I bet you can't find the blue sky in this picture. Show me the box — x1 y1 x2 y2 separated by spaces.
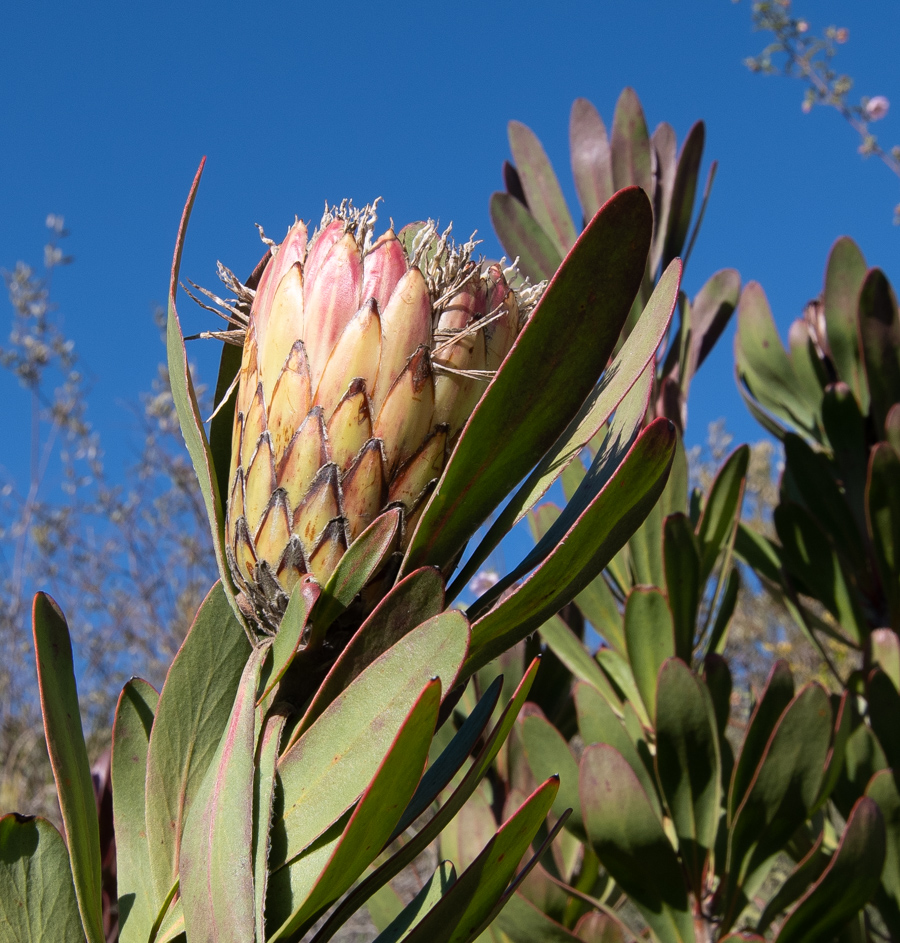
2 0 899 491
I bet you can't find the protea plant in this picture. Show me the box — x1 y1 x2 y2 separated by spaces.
218 202 539 632
3 156 683 943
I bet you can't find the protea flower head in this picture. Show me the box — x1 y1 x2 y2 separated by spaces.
213 201 539 631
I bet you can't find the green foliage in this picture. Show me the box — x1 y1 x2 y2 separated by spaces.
6 125 683 942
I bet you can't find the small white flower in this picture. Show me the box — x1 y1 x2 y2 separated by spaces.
866 96 890 121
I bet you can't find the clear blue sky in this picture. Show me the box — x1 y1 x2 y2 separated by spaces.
2 0 899 489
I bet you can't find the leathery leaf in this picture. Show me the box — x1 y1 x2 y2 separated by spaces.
399 778 561 943
465 418 675 677
372 861 457 943
179 645 266 943
166 158 246 630
308 659 541 943
775 797 885 943
112 679 160 943
450 258 678 598
267 679 441 941
654 659 721 898
624 587 675 725
0 814 84 943
144 581 252 903
581 744 693 943
271 610 468 869
404 187 652 575
32 593 104 943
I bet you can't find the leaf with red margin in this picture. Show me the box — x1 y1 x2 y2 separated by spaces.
112 679 159 943
293 566 445 739
508 121 578 257
405 188 652 576
165 158 247 632
307 658 542 943
32 593 104 943
774 797 885 943
179 646 266 943
266 680 442 940
0 814 84 941
399 778 562 943
464 419 675 678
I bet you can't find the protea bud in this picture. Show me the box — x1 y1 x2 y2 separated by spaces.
220 201 538 631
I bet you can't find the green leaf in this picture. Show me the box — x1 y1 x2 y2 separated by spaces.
294 566 445 739
405 187 653 575
610 88 652 197
373 861 457 943
595 648 652 730
788 322 827 422
774 502 867 646
180 645 266 943
814 691 852 813
0 815 84 943
450 259 678 599
687 267 740 379
823 236 869 412
870 628 900 692
655 659 721 898
539 614 623 711
703 654 732 738
272 611 468 869
723 684 832 931
662 120 704 269
254 709 287 943
821 382 869 538
782 435 868 598
438 785 496 873
859 268 900 435
736 282 818 439
708 567 740 656
313 509 402 638
390 675 502 842
867 669 900 771
465 419 675 677
309 660 541 943
696 445 749 583
112 679 160 943
145 581 252 902
520 714 582 835
400 778 561 943
508 120 578 257
575 577 625 656
268 679 441 941
756 833 828 935
32 592 103 943
663 513 700 660
574 681 661 819
259 577 320 701
209 338 242 516
489 192 562 283
494 891 583 943
624 587 675 725
580 744 692 943
569 98 613 222
775 798 885 943
834 722 887 820
867 444 900 631
865 769 900 937
728 660 795 821
650 122 677 276
166 158 245 631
